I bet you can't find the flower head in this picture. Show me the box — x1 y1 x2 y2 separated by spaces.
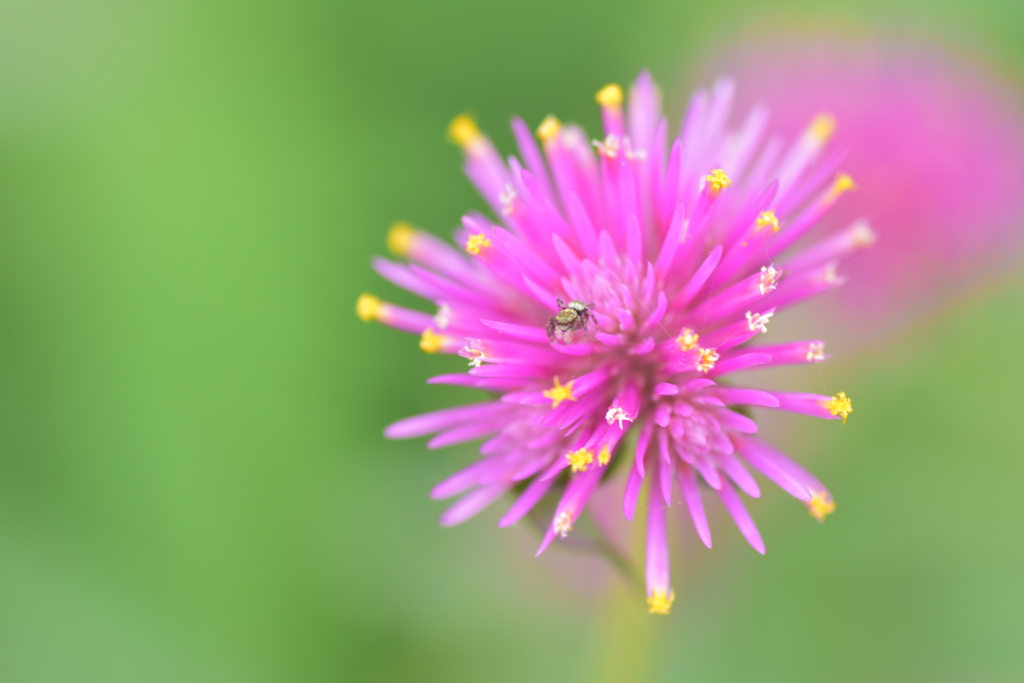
365 72 865 612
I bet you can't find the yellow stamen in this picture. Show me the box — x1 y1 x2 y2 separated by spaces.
447 113 483 149
696 347 719 373
595 83 623 107
566 448 594 473
598 444 611 466
676 328 699 351
807 491 836 522
386 221 416 257
647 589 675 615
828 173 857 200
705 169 732 195
465 233 492 255
536 115 562 142
825 391 853 425
356 293 382 322
809 113 837 143
419 328 446 354
756 210 780 233
543 377 578 409
554 510 574 538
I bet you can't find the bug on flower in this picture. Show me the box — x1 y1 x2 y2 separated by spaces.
547 298 597 343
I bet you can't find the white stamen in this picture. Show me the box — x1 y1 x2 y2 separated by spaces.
759 265 782 295
605 406 635 429
458 339 487 367
554 511 573 538
851 222 877 247
499 183 517 216
561 127 587 150
696 347 719 373
434 305 452 329
592 134 621 158
806 341 826 363
746 310 773 334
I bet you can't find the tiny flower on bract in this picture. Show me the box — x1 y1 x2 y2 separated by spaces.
360 72 864 613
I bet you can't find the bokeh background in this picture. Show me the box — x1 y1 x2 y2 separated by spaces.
1 1 1023 681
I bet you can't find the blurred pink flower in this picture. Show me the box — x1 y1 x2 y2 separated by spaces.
359 73 861 613
717 39 1024 335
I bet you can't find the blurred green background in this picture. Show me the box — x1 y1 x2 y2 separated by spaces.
1 1 1022 681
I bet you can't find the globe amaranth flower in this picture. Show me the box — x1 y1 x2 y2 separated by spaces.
358 72 864 614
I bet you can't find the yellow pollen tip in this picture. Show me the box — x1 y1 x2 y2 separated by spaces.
465 233 492 256
829 173 857 199
809 113 837 142
566 448 594 473
386 221 417 257
537 115 562 142
447 114 483 149
595 83 623 107
826 391 853 425
696 347 719 373
543 377 578 409
756 210 780 233
598 444 611 466
419 328 446 354
677 328 699 351
807 491 836 522
647 589 675 615
705 169 732 194
356 293 382 322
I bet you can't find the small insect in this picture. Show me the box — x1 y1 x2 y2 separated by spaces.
547 299 597 344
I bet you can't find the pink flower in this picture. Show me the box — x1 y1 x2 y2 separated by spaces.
359 73 860 614
715 38 1024 335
